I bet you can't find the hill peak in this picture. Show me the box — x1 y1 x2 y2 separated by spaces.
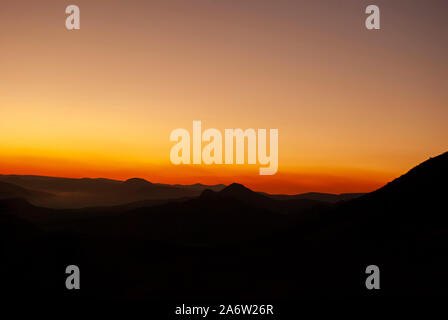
123 178 152 185
199 188 218 199
221 183 254 195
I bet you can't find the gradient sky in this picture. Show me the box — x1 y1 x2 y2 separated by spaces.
1 0 447 194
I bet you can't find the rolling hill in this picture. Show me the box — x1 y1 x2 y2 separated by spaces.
1 151 447 298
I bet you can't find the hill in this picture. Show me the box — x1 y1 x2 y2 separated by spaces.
0 175 226 208
1 152 448 298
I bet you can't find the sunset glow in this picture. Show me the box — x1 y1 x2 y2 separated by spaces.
1 0 447 194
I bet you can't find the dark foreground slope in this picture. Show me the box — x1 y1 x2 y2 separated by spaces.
314 152 448 294
0 184 328 299
1 152 447 299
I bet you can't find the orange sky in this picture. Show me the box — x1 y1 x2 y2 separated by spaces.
1 0 447 194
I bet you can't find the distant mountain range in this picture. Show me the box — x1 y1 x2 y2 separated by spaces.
0 175 225 208
0 174 364 208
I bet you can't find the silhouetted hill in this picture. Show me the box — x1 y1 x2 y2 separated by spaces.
0 175 227 208
0 181 55 205
221 182 256 194
266 192 364 203
172 183 226 192
366 152 448 200
123 177 152 185
118 195 289 245
0 174 362 208
301 152 448 294
2 152 448 298
0 181 328 246
37 183 327 244
215 183 270 203
0 175 121 193
200 183 328 214
337 152 448 221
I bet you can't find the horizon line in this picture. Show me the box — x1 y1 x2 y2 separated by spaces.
0 172 371 196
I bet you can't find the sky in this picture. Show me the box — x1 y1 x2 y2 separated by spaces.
1 0 447 194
